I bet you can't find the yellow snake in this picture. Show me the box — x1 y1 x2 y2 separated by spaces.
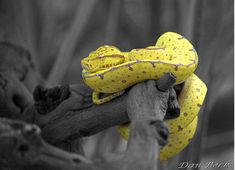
117 73 207 160
81 32 207 160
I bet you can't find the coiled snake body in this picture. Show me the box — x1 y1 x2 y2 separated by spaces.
81 32 207 160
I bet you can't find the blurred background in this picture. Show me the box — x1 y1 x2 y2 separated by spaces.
0 0 233 169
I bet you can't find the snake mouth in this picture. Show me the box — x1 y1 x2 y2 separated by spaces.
82 62 93 71
81 54 125 73
82 62 118 73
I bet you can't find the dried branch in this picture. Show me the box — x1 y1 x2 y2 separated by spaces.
0 42 44 119
0 73 175 170
0 118 92 170
21 74 177 145
29 83 129 144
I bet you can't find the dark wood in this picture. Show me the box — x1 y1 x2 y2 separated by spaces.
165 87 180 119
23 74 176 145
0 118 92 170
0 74 175 170
0 42 43 119
156 73 176 92
30 83 129 144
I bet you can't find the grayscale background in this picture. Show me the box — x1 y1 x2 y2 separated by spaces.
0 0 233 170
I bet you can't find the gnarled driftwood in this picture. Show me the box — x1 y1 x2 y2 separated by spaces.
0 72 176 170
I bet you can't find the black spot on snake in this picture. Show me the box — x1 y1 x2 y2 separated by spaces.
197 104 202 107
175 65 178 71
178 125 183 131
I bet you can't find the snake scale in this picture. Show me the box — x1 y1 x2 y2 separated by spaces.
81 32 207 160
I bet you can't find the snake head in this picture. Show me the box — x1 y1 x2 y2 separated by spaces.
81 45 125 73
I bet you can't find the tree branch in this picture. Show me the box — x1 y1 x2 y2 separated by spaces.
0 73 176 170
22 73 178 145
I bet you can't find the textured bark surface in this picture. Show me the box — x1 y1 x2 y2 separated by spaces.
0 73 176 170
19 73 178 146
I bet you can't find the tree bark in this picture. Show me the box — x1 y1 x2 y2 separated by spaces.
0 73 176 170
